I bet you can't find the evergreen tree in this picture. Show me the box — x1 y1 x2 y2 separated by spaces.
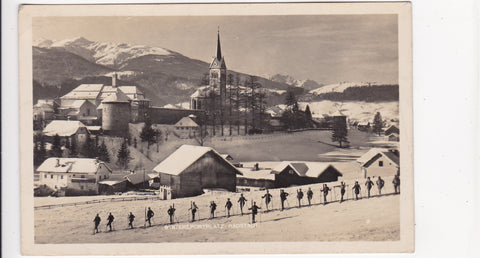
49 134 63 157
331 117 349 148
305 105 312 121
81 136 97 158
97 141 110 163
285 90 297 106
373 112 384 136
116 140 130 169
140 119 156 149
38 135 48 163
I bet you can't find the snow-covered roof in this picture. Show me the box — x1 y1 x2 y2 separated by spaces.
86 126 102 131
102 89 130 103
37 158 111 174
43 120 88 137
237 168 275 180
175 117 199 127
69 99 88 109
356 148 390 164
272 161 342 178
357 148 399 167
98 180 126 186
124 172 152 185
153 145 242 176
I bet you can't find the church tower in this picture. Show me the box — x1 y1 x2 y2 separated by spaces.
209 30 227 101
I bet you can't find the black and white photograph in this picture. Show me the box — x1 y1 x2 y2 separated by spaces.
18 3 413 255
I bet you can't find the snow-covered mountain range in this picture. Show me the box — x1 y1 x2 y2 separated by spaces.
308 82 384 95
34 37 172 68
269 74 322 91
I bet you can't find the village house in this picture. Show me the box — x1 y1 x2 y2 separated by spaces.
152 145 242 198
271 161 343 188
387 133 400 142
174 115 200 139
42 120 90 146
33 99 58 130
236 167 276 189
384 124 400 136
357 148 400 178
37 157 112 196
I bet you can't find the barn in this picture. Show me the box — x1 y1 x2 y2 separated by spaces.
152 145 242 198
357 148 400 178
236 168 276 189
387 133 400 142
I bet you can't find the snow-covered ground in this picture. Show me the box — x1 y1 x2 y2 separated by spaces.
308 82 384 95
35 180 399 243
298 100 399 122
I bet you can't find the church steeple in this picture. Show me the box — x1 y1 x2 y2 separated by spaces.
216 28 222 60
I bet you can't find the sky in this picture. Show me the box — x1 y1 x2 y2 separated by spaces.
33 15 398 84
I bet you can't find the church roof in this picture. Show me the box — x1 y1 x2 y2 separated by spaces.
209 31 226 69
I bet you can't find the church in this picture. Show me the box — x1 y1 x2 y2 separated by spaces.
190 31 228 111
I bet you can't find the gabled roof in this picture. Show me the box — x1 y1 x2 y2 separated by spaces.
153 145 242 176
43 120 88 137
361 151 400 168
37 158 111 174
175 116 199 127
60 84 104 100
356 148 390 164
124 172 152 185
272 161 342 178
272 161 308 176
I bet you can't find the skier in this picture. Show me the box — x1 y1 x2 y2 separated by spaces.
340 182 346 202
106 212 114 232
210 201 217 219
93 214 101 234
353 181 361 200
280 189 289 211
376 176 385 195
321 184 331 204
365 177 374 198
189 201 199 222
225 198 233 217
261 189 273 211
167 205 176 224
306 187 314 206
128 212 135 229
393 174 400 194
238 193 247 215
146 207 154 227
296 189 304 207
248 201 261 223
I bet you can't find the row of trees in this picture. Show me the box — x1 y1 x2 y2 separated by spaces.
200 73 268 136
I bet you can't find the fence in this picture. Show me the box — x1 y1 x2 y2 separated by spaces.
34 195 162 210
208 129 330 142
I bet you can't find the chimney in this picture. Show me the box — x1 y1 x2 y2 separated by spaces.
56 159 60 167
112 73 117 88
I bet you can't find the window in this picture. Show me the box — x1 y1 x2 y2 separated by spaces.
81 175 85 178
60 175 63 179
44 174 47 178
80 186 84 190
51 175 53 179
379 161 384 167
99 176 101 181
104 175 107 179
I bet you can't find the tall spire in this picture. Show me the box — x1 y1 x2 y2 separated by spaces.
216 27 222 60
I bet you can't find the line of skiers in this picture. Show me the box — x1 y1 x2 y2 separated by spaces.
93 175 400 233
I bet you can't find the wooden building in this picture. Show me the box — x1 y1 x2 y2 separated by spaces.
236 168 276 189
385 125 400 136
271 162 342 188
152 145 242 198
387 133 400 142
357 148 400 178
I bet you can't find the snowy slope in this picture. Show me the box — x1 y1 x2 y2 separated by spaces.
34 37 172 67
309 82 381 95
